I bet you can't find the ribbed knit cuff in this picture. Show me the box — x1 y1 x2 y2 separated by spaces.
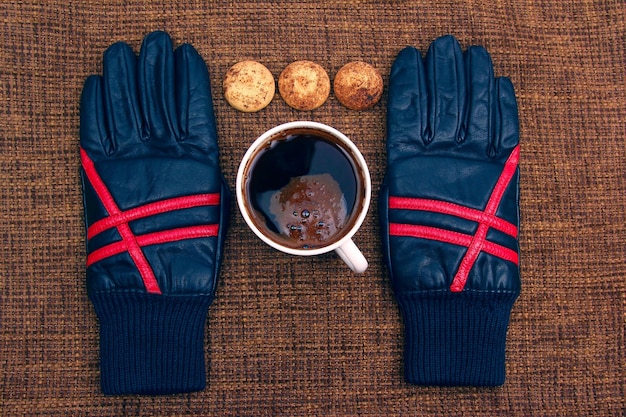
90 292 213 395
395 291 518 386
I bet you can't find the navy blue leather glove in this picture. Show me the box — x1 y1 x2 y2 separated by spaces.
80 31 229 395
380 35 520 386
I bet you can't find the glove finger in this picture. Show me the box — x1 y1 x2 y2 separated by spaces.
80 75 112 157
138 31 180 145
464 45 495 158
386 46 428 164
174 43 219 159
494 76 520 161
102 41 143 154
425 35 466 144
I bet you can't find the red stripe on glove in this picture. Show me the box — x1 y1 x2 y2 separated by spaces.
80 148 220 295
389 145 520 292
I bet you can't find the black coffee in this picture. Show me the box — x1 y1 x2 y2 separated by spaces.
245 130 362 249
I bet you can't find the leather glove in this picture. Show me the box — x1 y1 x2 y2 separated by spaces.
380 35 520 386
80 31 229 395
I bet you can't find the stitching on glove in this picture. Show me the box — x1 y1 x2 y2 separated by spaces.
388 197 517 237
451 146 519 291
87 193 220 239
86 224 219 267
388 145 520 293
388 224 518 265
80 148 221 295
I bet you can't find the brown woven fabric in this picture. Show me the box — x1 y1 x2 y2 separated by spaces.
0 1 624 415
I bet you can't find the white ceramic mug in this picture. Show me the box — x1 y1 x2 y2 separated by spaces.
236 121 371 273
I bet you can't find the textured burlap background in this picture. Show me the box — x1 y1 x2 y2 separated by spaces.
0 1 624 416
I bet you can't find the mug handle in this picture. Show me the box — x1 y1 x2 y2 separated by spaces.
334 239 368 273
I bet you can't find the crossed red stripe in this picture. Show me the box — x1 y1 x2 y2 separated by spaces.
80 148 220 295
389 146 519 292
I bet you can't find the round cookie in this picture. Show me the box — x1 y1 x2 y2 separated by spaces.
278 60 330 111
223 60 275 112
333 61 383 110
